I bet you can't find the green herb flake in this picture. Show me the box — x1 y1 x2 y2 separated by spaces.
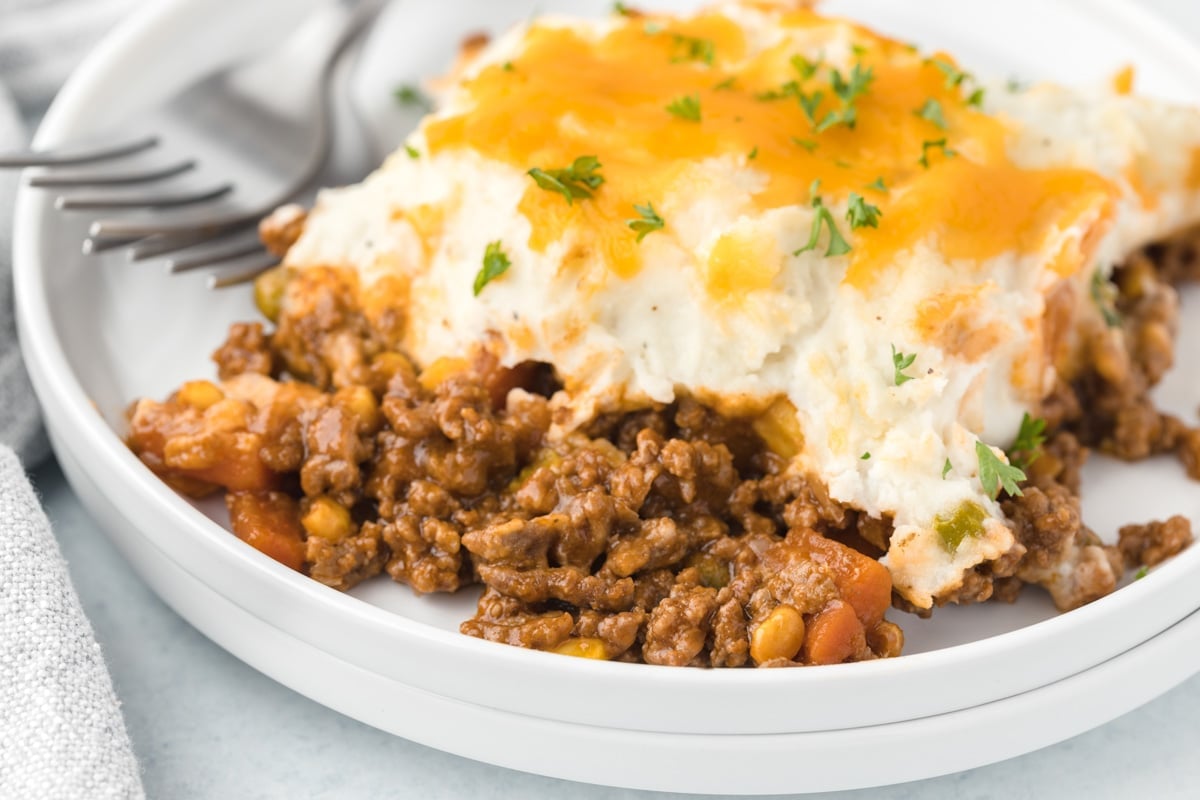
671 34 716 66
404 144 420 159
942 458 953 479
861 452 871 460
748 145 759 160
393 84 431 110
1006 77 1026 93
502 61 515 72
613 1 633 15
1134 565 1150 580
930 58 969 89
918 138 956 168
832 62 875 104
794 184 851 258
1090 268 1122 328
976 441 1026 500
1008 413 1047 471
891 344 917 386
473 241 511 296
792 137 818 152
791 54 822 81
797 90 825 124
915 98 948 130
643 20 664 35
527 156 605 205
627 202 665 243
666 93 702 121
866 177 888 193
966 88 985 108
851 44 869 58
846 192 882 229
713 76 737 91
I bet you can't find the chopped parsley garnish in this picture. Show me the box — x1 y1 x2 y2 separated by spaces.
976 441 1026 500
1134 565 1150 580
473 241 511 296
713 76 737 91
666 93 702 121
613 1 633 15
794 182 851 258
627 202 665 242
748 146 759 160
807 62 874 133
797 90 824 123
502 61 514 72
832 62 875 104
527 156 605 205
915 98 948 130
791 54 822 81
891 345 916 385
866 177 888 193
404 144 420 159
1090 268 1122 328
792 137 818 152
918 138 956 168
942 458 953 479
966 88 986 108
643 20 664 35
846 192 882 229
861 452 871 460
756 81 801 102
671 34 715 65
930 58 969 89
851 44 869 58
393 84 431 109
1008 413 1047 471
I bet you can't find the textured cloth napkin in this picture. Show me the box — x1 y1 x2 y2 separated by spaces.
1 1 144 797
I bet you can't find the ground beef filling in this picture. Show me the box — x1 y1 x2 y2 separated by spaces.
125 229 1198 666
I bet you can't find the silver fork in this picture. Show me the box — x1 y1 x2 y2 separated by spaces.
1 0 388 287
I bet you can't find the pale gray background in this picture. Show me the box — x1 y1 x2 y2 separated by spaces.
28 0 1200 797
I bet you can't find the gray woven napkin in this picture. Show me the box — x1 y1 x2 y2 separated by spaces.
2 1 144 797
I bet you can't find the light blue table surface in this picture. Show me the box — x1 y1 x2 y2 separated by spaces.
37 0 1200 796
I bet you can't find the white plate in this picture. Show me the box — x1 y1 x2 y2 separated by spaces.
13 0 1200 789
47 428 1200 795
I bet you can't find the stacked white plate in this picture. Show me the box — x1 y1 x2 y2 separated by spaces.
14 0 1200 793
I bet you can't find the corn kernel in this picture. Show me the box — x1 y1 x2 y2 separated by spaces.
371 352 417 388
750 604 806 664
418 356 469 391
177 380 224 411
553 637 609 660
752 397 804 460
335 385 381 431
301 496 352 542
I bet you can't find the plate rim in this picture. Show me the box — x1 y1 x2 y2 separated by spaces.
14 0 1200 739
50 425 1200 795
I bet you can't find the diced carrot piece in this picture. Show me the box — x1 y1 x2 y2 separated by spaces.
226 491 307 571
794 529 892 628
804 600 866 666
188 432 278 492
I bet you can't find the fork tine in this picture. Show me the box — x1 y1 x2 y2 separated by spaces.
168 240 265 273
89 209 256 240
55 183 233 211
82 235 143 254
128 231 223 260
0 135 159 168
208 252 280 289
29 160 196 188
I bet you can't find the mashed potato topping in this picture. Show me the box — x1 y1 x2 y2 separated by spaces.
282 2 1200 608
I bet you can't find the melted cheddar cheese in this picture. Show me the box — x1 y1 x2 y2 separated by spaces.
284 2 1200 608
